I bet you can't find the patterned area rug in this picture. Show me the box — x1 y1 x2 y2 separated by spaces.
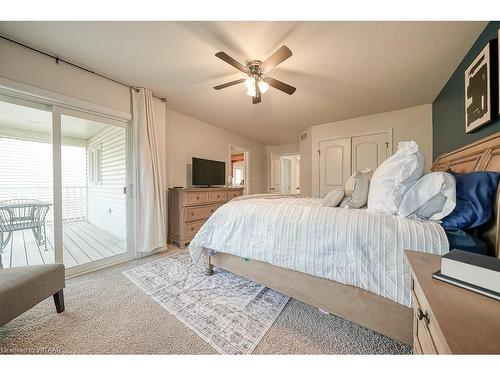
123 252 290 354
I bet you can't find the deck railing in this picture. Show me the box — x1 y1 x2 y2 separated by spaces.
0 186 87 223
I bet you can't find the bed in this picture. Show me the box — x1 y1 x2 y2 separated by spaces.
188 132 500 345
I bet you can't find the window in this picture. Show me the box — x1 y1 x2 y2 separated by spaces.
88 144 102 184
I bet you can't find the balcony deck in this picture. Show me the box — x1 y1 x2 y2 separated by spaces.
0 221 127 269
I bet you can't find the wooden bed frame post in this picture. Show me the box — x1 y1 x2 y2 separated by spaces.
206 256 214 276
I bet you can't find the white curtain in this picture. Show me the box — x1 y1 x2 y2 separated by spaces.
131 88 165 254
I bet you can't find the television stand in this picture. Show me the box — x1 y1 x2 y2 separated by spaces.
167 187 245 248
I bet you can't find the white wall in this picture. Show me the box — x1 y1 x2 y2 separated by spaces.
0 39 130 113
301 104 433 197
165 109 266 194
299 129 313 196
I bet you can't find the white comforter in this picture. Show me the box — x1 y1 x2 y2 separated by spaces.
189 196 449 307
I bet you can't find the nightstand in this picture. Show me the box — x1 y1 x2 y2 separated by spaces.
405 250 500 354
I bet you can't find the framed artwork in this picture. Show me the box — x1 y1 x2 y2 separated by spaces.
465 42 492 133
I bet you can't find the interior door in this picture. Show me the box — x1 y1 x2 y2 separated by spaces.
281 158 292 193
292 156 301 194
351 132 390 172
270 153 281 193
319 137 351 198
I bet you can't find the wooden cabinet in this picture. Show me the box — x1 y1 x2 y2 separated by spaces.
405 250 500 354
168 187 244 248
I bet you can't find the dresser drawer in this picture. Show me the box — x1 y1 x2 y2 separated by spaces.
186 220 205 236
412 298 437 354
412 279 448 354
185 205 218 222
227 190 243 200
209 191 227 203
413 334 423 355
186 191 209 205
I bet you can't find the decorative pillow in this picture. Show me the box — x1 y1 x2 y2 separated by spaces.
441 171 500 230
339 169 373 209
397 172 456 220
322 187 345 207
367 141 424 214
445 228 488 255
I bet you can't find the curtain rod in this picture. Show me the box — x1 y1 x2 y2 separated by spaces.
0 35 167 103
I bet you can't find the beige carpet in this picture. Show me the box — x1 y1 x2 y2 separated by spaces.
0 246 410 354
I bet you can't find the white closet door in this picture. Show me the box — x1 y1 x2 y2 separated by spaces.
351 133 390 172
319 137 351 198
269 153 282 193
292 157 301 194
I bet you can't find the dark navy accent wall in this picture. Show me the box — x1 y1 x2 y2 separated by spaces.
433 22 500 158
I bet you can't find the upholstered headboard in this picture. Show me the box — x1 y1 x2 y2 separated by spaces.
432 131 500 258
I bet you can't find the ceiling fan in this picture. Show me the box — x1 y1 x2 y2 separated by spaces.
213 45 296 104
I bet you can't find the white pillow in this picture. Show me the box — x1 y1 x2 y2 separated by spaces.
397 172 456 221
322 188 345 207
367 141 425 214
339 169 373 209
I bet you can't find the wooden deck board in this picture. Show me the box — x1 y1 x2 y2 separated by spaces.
65 223 121 257
0 221 126 269
75 222 126 254
45 226 78 268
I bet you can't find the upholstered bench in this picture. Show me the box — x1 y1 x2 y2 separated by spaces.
0 264 65 326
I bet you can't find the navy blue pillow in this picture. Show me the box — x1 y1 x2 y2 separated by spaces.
441 171 500 231
445 228 488 255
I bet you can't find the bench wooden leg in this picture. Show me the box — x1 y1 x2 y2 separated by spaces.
53 289 65 313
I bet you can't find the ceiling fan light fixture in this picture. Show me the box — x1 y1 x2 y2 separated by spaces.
214 46 296 104
246 88 256 97
258 80 269 93
245 77 255 89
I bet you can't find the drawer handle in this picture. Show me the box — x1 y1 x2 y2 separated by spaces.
217 195 220 198
417 308 430 325
210 209 214 213
196 196 200 200
191 227 195 231
190 212 194 216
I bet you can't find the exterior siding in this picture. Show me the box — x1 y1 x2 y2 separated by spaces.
86 126 126 241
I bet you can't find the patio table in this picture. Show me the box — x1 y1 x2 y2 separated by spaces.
0 199 51 268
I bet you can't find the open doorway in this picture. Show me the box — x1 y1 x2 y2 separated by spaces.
230 146 249 194
270 154 300 194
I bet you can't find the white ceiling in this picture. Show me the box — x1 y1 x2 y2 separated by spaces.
0 21 487 144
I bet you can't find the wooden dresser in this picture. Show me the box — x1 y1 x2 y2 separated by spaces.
168 187 244 248
405 250 500 354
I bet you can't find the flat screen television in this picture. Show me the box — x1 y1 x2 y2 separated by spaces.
192 157 226 186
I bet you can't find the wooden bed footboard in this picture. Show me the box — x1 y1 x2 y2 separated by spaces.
208 253 413 345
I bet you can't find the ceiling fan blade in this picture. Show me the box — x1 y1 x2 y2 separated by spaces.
260 45 293 72
215 51 247 73
266 77 296 95
213 79 246 90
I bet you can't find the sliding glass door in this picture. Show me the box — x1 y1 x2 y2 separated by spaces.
54 107 132 275
0 95 55 269
0 93 132 274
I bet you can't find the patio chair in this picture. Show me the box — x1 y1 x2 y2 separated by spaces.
0 199 51 258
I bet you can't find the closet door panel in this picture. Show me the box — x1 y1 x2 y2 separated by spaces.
319 138 351 198
352 133 389 172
